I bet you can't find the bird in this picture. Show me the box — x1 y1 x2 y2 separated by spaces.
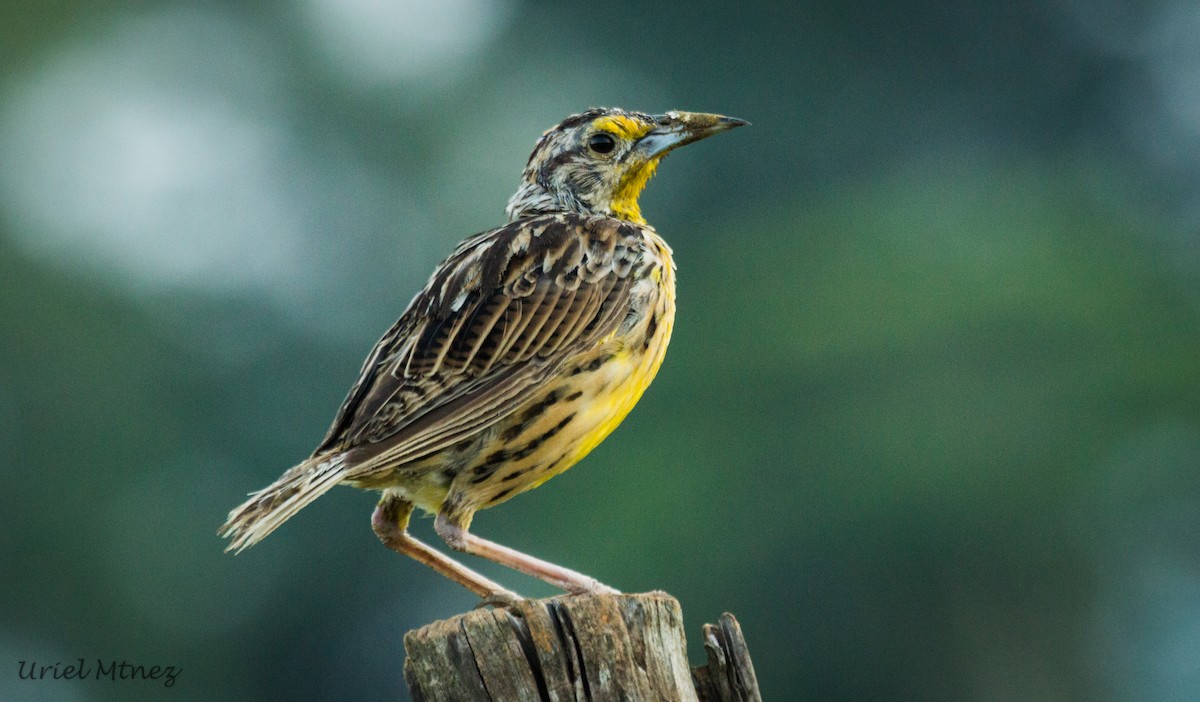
220 107 747 600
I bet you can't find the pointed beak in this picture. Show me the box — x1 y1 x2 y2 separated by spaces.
634 111 749 159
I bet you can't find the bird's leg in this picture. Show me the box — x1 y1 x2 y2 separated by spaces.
434 512 620 595
371 496 520 601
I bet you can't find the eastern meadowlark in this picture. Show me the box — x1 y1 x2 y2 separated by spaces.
220 108 746 599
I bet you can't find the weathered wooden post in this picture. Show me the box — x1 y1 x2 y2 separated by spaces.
403 591 760 701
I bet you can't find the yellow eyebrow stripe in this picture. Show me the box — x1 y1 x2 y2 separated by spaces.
591 115 653 140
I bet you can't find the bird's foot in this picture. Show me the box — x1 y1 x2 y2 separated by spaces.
475 590 525 610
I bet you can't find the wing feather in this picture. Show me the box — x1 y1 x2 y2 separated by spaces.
312 214 652 474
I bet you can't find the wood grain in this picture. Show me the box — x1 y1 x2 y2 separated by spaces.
404 592 760 701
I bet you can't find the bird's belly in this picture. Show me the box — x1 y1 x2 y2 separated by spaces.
363 340 669 515
457 308 674 511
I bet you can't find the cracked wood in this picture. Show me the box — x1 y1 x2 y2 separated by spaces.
403 592 760 702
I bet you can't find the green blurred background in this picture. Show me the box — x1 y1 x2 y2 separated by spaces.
3 0 1199 700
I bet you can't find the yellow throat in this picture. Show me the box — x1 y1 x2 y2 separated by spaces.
611 158 660 224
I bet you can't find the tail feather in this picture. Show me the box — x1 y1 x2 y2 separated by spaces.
220 453 349 553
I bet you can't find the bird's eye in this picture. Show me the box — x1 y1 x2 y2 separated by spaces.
588 133 617 154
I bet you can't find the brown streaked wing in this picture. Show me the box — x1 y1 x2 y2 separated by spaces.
312 214 647 472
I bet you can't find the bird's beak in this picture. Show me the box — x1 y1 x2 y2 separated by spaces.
635 111 749 159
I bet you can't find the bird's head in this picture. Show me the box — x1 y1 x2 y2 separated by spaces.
505 107 747 224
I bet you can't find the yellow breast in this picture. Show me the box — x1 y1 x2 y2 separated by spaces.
468 232 676 508
542 234 675 480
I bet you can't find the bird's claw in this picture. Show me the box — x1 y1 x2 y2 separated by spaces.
475 590 525 610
